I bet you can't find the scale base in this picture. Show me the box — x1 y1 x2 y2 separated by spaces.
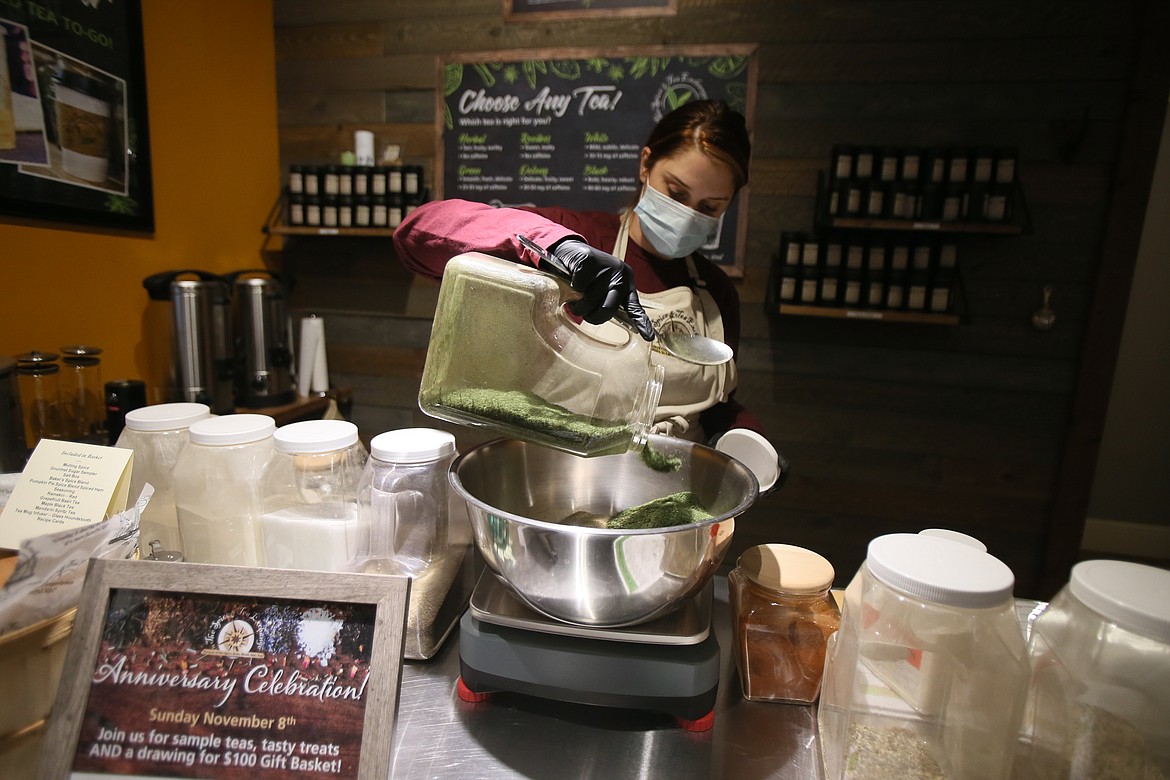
457 610 720 730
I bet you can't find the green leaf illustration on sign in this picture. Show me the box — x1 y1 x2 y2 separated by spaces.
584 58 610 75
708 56 747 79
444 63 464 96
473 62 503 87
626 56 675 79
550 60 582 80
522 60 549 89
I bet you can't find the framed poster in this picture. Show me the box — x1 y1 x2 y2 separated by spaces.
505 0 676 22
437 45 757 275
38 559 409 780
0 0 153 232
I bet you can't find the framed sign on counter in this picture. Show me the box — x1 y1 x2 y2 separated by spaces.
437 45 757 275
0 0 153 232
505 0 676 22
38 559 409 780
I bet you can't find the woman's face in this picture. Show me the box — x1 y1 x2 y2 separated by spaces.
639 145 737 219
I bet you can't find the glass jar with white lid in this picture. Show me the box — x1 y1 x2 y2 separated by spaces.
259 419 367 572
1025 559 1170 779
173 413 275 566
114 401 210 556
819 533 1030 780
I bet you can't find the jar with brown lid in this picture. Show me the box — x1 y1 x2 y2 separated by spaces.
729 543 840 703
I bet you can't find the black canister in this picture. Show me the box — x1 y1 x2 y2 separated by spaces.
0 356 28 471
104 379 146 445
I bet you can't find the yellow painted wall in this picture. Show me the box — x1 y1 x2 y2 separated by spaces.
0 0 280 389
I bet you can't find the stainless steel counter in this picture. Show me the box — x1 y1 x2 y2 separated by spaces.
389 577 825 779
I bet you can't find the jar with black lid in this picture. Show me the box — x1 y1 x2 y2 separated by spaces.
302 165 320 196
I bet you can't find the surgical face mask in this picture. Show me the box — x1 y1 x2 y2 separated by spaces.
633 183 721 258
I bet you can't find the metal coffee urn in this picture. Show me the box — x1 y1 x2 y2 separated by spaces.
142 270 235 414
226 270 296 408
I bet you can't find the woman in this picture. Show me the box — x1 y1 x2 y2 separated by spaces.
394 100 781 488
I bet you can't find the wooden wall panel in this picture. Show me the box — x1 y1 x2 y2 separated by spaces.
271 0 1165 598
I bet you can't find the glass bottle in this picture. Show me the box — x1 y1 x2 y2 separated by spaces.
173 414 275 566
259 419 367 572
729 543 840 703
115 402 210 556
59 344 103 441
15 351 64 448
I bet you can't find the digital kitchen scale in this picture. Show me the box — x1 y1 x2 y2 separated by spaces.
456 572 721 731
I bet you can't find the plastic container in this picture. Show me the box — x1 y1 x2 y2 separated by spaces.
259 419 367 572
15 351 63 449
728 544 839 703
418 253 663 457
351 428 455 576
115 402 211 556
1024 560 1170 779
819 533 1029 780
173 414 275 566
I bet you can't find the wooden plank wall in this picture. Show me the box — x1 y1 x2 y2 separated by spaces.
271 0 1158 598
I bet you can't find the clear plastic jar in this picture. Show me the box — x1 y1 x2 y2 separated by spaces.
173 414 275 566
418 253 663 457
115 402 210 556
729 543 839 703
1025 560 1170 779
819 533 1030 780
259 419 367 572
351 428 456 576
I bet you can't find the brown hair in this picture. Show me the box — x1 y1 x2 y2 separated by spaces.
643 100 751 191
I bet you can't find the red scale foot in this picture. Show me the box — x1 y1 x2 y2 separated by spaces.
456 676 491 703
675 710 715 732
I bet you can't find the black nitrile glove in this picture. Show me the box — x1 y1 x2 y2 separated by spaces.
552 238 656 341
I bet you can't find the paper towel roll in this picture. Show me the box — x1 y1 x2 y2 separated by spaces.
298 316 323 397
355 130 375 166
311 319 330 393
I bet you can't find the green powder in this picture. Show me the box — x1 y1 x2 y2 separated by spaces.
606 491 713 530
437 387 630 453
641 443 682 472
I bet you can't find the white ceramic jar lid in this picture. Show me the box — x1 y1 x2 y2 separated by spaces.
124 402 211 432
1068 559 1170 642
740 543 834 594
866 533 1015 608
189 414 275 446
274 419 359 454
371 428 456 464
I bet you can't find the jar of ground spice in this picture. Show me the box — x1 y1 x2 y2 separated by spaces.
729 543 839 704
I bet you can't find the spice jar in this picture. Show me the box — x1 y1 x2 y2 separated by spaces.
173 413 275 566
1024 560 1170 779
729 544 839 703
819 533 1030 780
115 402 210 556
350 427 455 577
259 419 366 572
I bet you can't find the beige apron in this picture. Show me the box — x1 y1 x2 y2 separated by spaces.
613 212 737 440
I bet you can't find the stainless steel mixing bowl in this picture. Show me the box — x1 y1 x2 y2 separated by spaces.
450 435 758 627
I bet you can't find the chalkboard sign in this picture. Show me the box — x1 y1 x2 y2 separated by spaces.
437 45 757 274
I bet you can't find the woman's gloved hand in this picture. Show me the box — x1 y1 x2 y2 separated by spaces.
552 238 656 341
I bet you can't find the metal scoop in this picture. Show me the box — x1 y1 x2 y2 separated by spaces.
517 235 734 366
